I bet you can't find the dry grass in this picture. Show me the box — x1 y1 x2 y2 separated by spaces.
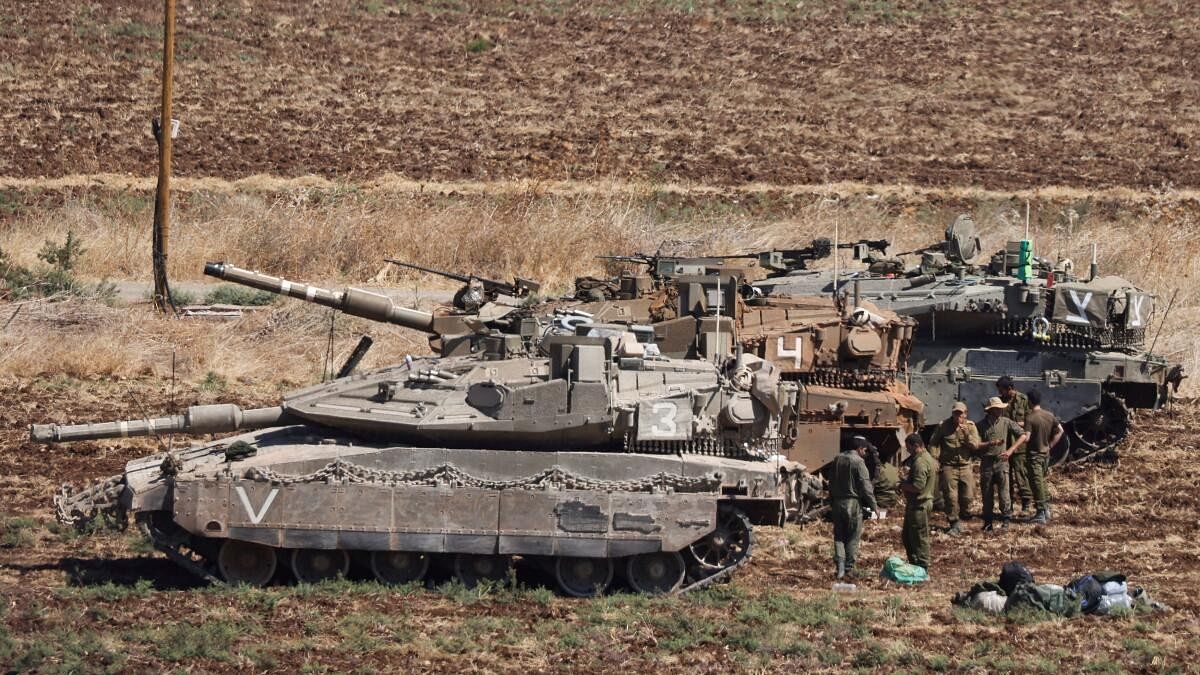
0 297 427 388
1 182 1198 389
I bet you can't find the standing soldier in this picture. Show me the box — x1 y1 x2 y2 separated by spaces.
997 376 1033 518
976 397 1030 530
900 433 936 571
1023 389 1064 524
928 401 983 536
827 436 878 579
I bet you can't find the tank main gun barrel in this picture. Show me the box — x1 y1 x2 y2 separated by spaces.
204 262 435 332
30 404 290 443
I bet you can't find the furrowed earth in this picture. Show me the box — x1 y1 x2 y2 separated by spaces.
3 0 1200 672
1 378 1198 672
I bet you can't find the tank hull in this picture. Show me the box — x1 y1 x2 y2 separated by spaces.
112 426 786 594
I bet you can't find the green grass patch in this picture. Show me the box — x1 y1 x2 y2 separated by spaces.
58 578 154 602
137 618 252 663
109 20 157 39
3 628 126 674
203 284 277 306
466 37 493 53
1 517 37 548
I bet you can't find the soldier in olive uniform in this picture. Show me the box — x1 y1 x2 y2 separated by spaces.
872 445 900 518
928 401 983 536
1024 389 1064 524
900 433 936 570
997 376 1033 517
976 396 1030 530
827 436 877 579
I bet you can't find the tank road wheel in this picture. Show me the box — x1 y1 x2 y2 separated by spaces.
554 557 614 598
688 507 753 573
453 554 513 588
370 551 430 585
1067 394 1130 459
625 552 686 595
1048 432 1071 468
217 540 277 587
290 549 350 583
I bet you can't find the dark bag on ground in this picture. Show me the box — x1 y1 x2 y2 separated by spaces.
999 561 1034 595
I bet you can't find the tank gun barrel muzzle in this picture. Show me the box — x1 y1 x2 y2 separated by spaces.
30 404 289 443
203 262 435 332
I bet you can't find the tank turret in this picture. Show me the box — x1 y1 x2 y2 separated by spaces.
749 214 1184 462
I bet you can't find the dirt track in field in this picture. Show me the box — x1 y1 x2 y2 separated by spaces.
1 1 1197 189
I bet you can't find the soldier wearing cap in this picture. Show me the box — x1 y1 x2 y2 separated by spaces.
996 375 1033 517
975 396 1030 530
827 436 877 579
928 400 983 536
900 433 936 570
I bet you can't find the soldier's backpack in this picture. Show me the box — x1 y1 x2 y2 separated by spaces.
1003 583 1081 618
999 561 1034 594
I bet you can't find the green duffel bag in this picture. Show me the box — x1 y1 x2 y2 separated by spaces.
880 555 929 584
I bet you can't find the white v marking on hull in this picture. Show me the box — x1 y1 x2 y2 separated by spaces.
235 486 279 524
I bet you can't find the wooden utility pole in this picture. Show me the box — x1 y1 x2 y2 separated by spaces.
151 0 176 312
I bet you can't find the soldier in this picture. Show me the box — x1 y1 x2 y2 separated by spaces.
975 397 1030 530
827 436 878 579
928 401 983 536
996 376 1033 517
900 433 936 571
872 445 900 519
1024 389 1064 524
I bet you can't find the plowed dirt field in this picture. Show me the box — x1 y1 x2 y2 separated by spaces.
2 378 1198 672
1 0 1197 189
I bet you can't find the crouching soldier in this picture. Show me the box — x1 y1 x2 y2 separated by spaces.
828 436 878 579
872 444 900 519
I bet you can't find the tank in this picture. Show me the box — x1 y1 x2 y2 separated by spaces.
753 215 1185 463
39 330 813 596
205 262 923 509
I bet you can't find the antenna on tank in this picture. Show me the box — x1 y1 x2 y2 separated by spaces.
1024 200 1031 240
1090 243 1099 281
1148 288 1179 357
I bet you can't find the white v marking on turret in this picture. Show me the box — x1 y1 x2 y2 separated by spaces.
234 486 279 524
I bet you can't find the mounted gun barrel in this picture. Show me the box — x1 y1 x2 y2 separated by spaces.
384 259 540 299
204 262 436 332
30 404 289 443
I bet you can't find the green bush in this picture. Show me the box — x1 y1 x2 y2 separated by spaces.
203 284 277 306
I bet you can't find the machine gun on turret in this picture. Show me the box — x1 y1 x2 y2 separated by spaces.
754 238 891 274
384 259 540 312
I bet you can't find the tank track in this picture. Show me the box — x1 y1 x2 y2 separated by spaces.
679 532 753 594
54 474 126 529
141 524 751 595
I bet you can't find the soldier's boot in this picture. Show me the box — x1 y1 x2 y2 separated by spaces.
946 522 965 536
981 520 994 532
836 559 846 580
1030 510 1049 525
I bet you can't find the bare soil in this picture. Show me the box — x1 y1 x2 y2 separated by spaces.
1 378 1198 672
0 1 1197 189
